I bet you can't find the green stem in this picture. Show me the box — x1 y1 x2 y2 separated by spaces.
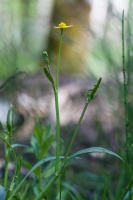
56 29 63 90
54 90 61 172
63 77 102 165
122 11 130 161
63 102 88 165
126 0 132 90
55 29 63 172
4 145 10 188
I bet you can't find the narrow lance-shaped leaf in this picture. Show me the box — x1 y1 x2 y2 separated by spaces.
43 68 54 85
6 104 13 133
86 78 102 103
11 144 29 148
43 68 56 91
67 147 125 163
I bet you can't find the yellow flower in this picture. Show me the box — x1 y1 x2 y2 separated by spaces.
54 22 73 29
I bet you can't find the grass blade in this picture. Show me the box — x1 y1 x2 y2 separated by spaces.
67 147 125 163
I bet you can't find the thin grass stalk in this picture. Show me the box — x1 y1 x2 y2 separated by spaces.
126 0 132 88
62 78 102 166
55 29 63 172
56 29 63 90
62 102 88 165
122 10 130 162
4 142 10 188
54 91 60 172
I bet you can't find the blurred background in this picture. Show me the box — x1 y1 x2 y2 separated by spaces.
0 0 130 142
0 0 133 198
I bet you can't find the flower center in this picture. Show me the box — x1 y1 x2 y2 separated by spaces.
58 22 66 28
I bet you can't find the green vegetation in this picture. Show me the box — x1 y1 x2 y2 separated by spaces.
0 0 44 78
0 4 133 200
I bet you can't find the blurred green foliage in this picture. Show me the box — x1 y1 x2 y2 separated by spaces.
0 0 48 78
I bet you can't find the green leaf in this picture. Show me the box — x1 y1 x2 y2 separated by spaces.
33 124 54 159
6 104 13 132
11 144 29 148
0 135 17 161
43 68 54 85
67 147 124 163
86 78 102 103
39 135 54 159
0 121 5 132
33 123 45 145
42 162 55 179
30 134 40 157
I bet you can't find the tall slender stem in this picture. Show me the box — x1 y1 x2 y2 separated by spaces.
4 144 10 188
63 102 88 165
63 77 102 165
54 90 61 172
56 29 63 90
122 11 130 161
55 29 63 172
126 0 132 89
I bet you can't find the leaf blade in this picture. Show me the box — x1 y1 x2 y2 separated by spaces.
67 147 125 163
